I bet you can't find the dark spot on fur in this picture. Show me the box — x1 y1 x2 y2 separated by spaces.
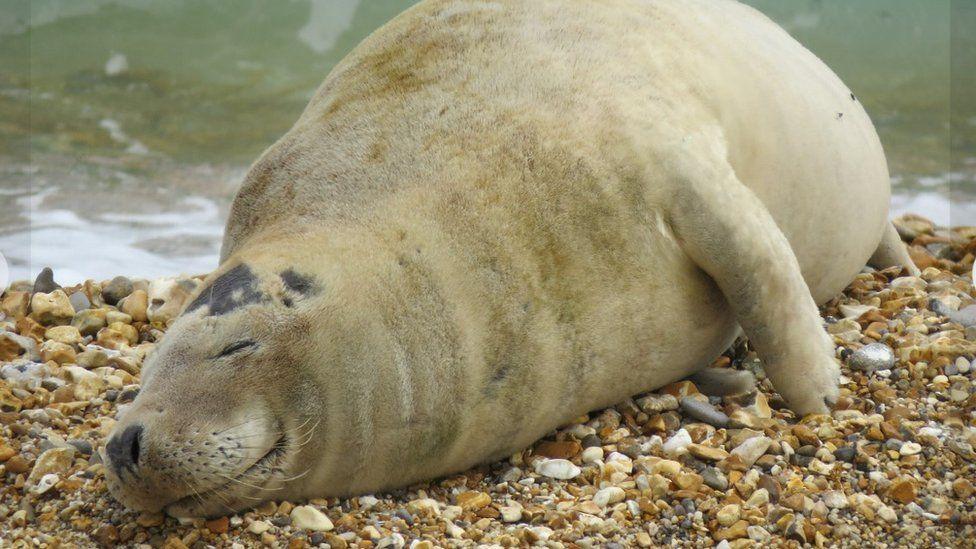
185 264 265 316
850 92 857 101
280 269 320 297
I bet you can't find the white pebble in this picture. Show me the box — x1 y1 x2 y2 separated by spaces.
662 428 692 456
593 486 626 508
290 505 334 532
900 442 922 456
581 446 604 464
534 458 581 480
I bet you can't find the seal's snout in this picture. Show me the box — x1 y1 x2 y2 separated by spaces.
105 424 144 477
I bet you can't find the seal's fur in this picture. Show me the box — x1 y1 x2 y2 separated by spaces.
105 0 915 516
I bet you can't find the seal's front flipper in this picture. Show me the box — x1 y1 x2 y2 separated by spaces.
869 221 920 276
666 149 839 416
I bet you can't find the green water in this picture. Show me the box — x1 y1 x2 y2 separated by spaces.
0 0 973 282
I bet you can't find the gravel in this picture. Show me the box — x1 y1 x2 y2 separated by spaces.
0 214 973 547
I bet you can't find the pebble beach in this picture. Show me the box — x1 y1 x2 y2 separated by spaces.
0 214 973 548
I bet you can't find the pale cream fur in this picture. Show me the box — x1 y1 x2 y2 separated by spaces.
105 0 915 516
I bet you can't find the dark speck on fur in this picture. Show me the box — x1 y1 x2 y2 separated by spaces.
280 269 320 297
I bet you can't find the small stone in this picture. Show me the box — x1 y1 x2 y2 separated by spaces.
93 524 120 546
674 471 703 491
635 393 678 413
899 442 922 456
534 458 581 480
714 520 749 541
72 309 107 336
535 440 581 459
27 447 75 484
499 504 522 522
40 340 76 364
702 467 728 491
44 325 82 346
1 291 30 318
730 436 771 467
792 425 820 446
849 343 895 373
716 504 741 526
679 397 729 427
32 267 60 294
290 505 333 531
833 445 856 462
663 428 693 456
456 490 491 511
30 290 75 325
593 486 626 508
947 479 973 501
745 488 770 508
878 505 898 522
581 446 604 464
248 520 272 534
823 491 849 509
406 498 440 517
102 276 134 306
890 478 917 504
68 290 91 312
119 290 149 322
205 516 229 534
32 473 59 495
687 443 729 461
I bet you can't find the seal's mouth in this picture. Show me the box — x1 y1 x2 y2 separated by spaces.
165 432 290 516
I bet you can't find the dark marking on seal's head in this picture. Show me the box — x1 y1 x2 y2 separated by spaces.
280 269 320 297
185 264 266 316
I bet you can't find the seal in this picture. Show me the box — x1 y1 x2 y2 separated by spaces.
104 0 917 516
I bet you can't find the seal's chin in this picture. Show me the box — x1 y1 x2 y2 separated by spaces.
164 433 291 519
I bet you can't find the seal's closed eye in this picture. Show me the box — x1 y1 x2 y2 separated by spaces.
215 340 258 358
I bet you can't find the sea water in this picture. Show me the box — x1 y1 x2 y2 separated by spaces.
1 0 973 283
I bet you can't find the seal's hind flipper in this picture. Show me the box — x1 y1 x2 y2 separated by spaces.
869 221 920 276
689 368 755 397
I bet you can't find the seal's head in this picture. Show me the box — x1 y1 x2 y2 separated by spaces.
103 261 324 517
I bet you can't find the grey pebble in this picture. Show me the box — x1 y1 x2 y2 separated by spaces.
848 343 895 373
68 439 93 456
102 276 134 306
69 291 91 312
678 397 729 427
32 267 60 294
701 467 728 491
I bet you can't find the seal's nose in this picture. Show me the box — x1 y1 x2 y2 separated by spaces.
106 424 144 475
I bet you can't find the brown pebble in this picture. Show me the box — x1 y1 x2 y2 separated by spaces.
889 478 917 504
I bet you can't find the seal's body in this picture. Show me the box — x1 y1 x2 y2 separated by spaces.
105 0 915 516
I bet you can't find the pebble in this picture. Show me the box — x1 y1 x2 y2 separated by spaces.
580 446 603 464
32 267 60 294
534 458 581 480
730 435 771 467
701 467 728 491
289 506 333 532
102 276 134 306
899 442 922 456
593 486 626 508
678 397 729 427
662 428 692 456
1 216 974 547
849 343 896 373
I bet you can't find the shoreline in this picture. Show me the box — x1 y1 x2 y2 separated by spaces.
0 213 973 547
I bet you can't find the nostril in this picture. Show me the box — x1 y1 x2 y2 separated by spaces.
107 424 144 475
